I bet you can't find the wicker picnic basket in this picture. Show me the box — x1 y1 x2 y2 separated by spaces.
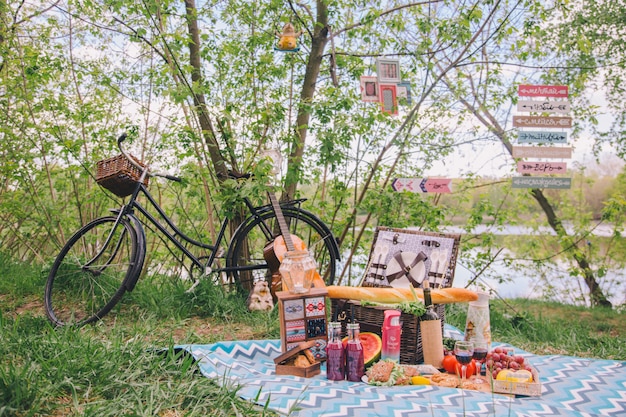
330 227 461 364
96 154 148 197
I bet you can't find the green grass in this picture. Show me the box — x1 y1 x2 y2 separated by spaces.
0 255 280 417
1 254 624 416
445 299 625 360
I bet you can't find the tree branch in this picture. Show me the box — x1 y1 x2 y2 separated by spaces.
332 0 444 37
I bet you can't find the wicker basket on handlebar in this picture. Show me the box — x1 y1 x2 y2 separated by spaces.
96 154 148 197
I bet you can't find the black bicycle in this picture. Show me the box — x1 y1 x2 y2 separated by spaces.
44 134 340 327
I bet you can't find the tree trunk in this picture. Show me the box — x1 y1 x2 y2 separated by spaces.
282 1 329 202
184 0 228 180
184 0 253 292
530 189 612 307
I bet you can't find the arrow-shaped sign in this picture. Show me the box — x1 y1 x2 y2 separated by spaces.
512 116 572 128
391 178 413 192
391 178 452 193
518 131 568 144
518 85 569 98
517 100 570 114
517 161 568 174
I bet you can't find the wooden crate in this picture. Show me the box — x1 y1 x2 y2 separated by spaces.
274 340 321 378
492 367 542 397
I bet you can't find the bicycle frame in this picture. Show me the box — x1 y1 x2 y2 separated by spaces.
114 177 305 286
97 134 338 291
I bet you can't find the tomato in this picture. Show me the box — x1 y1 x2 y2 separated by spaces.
454 360 477 377
442 355 477 376
442 354 458 374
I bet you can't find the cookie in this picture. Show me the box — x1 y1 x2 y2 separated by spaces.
431 373 459 388
460 382 480 390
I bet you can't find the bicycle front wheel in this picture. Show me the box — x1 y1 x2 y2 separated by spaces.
44 216 140 327
227 207 339 290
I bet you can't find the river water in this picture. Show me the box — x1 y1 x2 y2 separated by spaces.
452 255 625 307
341 225 626 307
439 225 625 307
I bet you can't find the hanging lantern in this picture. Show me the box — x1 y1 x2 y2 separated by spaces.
275 22 302 52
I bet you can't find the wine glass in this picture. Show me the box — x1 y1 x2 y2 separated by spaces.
471 340 488 383
454 341 474 383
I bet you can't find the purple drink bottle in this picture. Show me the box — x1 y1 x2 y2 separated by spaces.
345 323 364 382
326 322 345 380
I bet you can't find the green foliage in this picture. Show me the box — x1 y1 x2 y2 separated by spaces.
361 188 447 231
1 0 625 306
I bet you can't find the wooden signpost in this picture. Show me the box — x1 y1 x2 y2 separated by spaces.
516 100 570 114
512 177 572 189
518 85 569 98
517 161 567 174
391 178 452 194
512 146 572 159
512 84 572 190
518 131 568 144
513 116 572 129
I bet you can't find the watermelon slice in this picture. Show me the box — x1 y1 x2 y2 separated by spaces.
342 332 382 367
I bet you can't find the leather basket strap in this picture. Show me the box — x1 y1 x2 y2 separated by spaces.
386 251 428 287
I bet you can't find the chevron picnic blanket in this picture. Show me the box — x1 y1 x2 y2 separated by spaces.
178 326 626 416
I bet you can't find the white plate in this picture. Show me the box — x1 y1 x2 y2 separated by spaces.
386 253 426 288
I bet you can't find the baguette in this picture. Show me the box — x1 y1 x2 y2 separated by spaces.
326 285 478 304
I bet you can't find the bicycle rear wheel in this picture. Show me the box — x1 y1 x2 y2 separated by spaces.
227 207 339 291
44 216 140 327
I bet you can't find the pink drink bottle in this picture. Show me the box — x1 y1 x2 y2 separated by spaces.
382 310 402 362
325 322 345 380
345 323 365 382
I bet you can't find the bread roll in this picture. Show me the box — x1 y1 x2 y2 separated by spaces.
326 285 478 304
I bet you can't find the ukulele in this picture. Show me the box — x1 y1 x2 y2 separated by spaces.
263 191 324 298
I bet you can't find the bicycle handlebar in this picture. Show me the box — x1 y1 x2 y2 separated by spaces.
117 133 182 183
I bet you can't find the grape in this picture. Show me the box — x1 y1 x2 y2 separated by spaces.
509 361 520 370
494 347 503 354
492 370 499 379
514 355 525 364
491 353 501 362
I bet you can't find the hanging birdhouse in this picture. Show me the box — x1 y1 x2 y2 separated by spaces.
275 22 302 52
